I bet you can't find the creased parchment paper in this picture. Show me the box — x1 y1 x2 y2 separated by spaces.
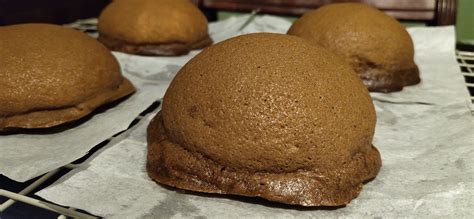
36 16 473 218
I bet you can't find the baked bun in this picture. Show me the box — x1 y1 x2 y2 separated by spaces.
147 33 381 206
288 3 420 92
0 23 135 131
98 0 212 56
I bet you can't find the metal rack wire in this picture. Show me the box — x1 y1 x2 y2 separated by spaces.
0 164 97 218
0 101 161 218
456 49 474 112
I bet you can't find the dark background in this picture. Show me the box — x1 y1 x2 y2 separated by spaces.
0 0 111 25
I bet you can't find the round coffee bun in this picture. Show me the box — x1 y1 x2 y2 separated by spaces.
288 3 420 92
147 33 381 206
0 23 135 131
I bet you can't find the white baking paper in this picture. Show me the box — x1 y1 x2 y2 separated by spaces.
36 16 473 218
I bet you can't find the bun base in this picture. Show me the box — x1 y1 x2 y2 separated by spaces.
353 58 421 92
98 34 213 56
0 78 135 131
146 112 382 206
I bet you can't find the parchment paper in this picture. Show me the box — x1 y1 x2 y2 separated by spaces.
36 16 473 218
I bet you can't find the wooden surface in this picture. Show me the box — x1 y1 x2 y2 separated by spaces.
201 0 457 25
435 0 457 25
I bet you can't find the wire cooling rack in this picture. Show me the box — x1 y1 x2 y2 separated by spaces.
0 101 161 218
456 49 474 107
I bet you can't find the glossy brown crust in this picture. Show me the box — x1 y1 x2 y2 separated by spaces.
287 3 420 92
98 33 213 56
147 113 381 206
0 23 135 131
147 33 382 206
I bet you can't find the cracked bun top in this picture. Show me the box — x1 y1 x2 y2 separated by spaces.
0 23 135 131
162 33 376 172
98 0 209 45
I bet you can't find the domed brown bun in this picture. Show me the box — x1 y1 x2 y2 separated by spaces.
147 33 381 206
287 3 420 92
0 24 135 131
98 0 212 56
